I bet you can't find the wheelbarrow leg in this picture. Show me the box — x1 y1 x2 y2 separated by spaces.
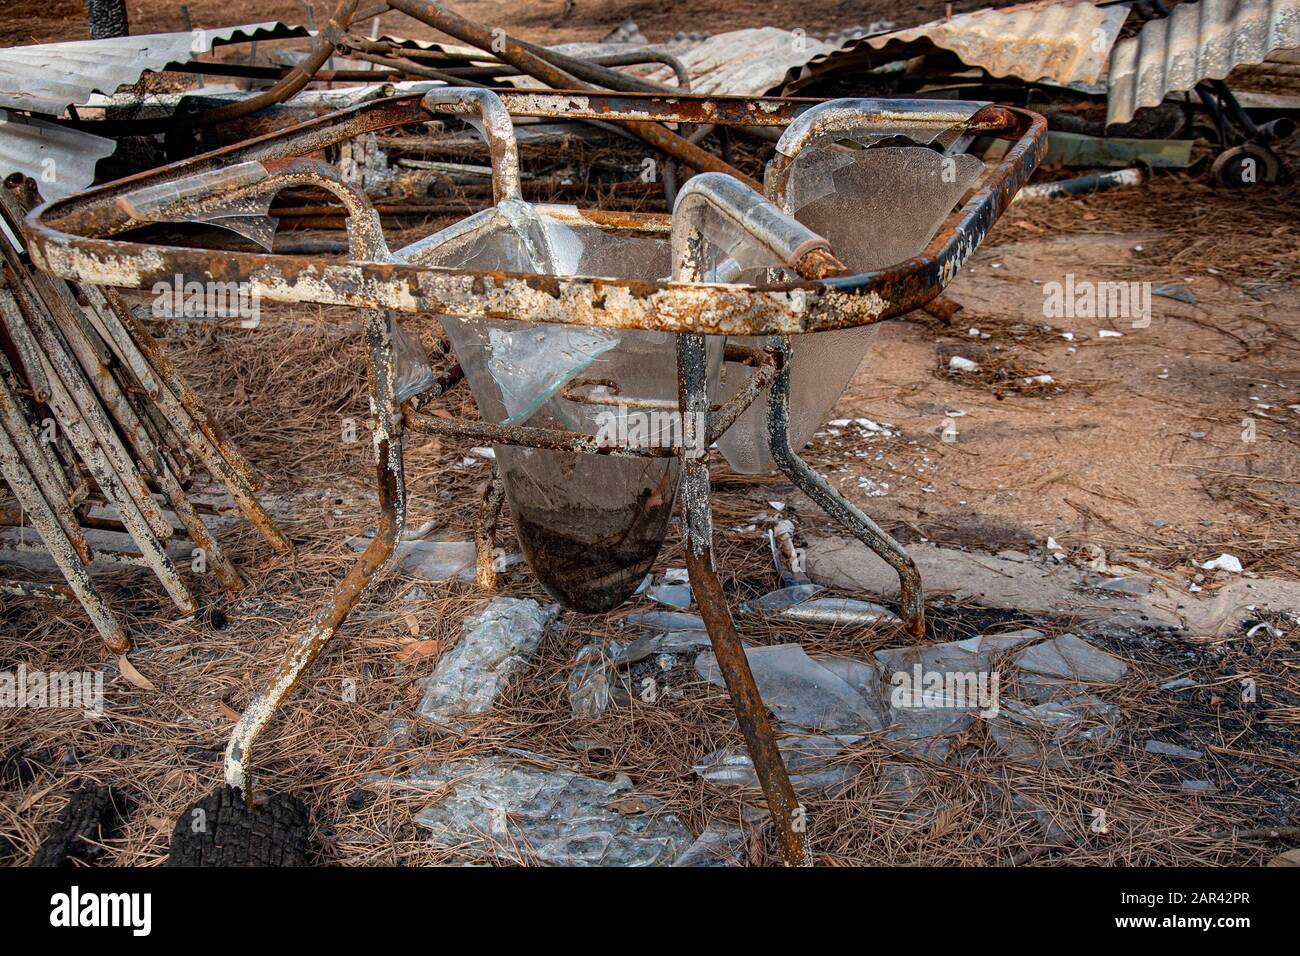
474 460 504 592
765 336 925 640
678 332 810 867
224 309 407 798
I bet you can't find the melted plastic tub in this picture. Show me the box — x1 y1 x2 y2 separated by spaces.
399 201 718 612
714 110 985 473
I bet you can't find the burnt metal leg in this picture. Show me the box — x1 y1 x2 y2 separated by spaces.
678 332 809 867
224 309 406 797
474 460 504 591
765 336 925 639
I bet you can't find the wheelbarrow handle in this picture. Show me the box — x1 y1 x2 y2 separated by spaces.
421 88 522 206
671 172 845 282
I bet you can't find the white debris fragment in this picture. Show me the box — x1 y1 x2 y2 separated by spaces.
857 477 890 497
470 446 496 459
1098 329 1123 338
948 356 979 372
1200 553 1243 574
1022 374 1054 386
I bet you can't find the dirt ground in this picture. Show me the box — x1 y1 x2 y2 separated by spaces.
1 2 1298 867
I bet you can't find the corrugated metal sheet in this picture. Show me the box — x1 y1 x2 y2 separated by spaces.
1107 0 1300 125
636 27 836 95
0 22 309 117
1227 46 1300 91
784 1 1129 93
0 111 115 246
371 26 834 96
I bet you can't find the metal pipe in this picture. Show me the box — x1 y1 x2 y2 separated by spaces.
0 415 128 652
3 173 273 509
384 0 758 187
185 0 360 129
677 331 809 866
222 173 402 795
475 461 504 591
80 284 293 554
1014 168 1142 201
0 347 90 562
4 265 197 615
585 49 691 91
420 89 522 205
671 172 839 283
0 186 242 593
766 98 1012 201
765 337 925 639
225 309 405 797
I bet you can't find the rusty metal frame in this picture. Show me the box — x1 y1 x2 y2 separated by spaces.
24 94 1045 337
20 90 1042 864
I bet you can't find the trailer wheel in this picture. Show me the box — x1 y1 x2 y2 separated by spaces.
166 786 310 866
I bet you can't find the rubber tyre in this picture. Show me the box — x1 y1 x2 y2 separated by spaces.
166 786 310 866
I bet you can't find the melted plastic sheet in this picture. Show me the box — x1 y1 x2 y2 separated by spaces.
122 161 282 250
712 109 985 474
396 203 706 613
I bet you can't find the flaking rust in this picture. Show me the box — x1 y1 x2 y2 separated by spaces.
21 87 1041 865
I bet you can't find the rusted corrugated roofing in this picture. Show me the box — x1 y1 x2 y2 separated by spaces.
0 22 309 117
784 1 1130 93
1106 0 1300 125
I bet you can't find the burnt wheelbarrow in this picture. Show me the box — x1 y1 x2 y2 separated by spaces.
26 88 1044 865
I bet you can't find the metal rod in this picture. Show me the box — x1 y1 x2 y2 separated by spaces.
420 89 521 205
223 155 404 798
677 331 809 866
0 347 90 562
0 416 128 652
11 247 243 594
4 174 272 520
765 337 925 639
225 308 405 798
185 0 361 129
83 285 290 553
384 1 759 188
475 460 503 591
1 265 196 614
